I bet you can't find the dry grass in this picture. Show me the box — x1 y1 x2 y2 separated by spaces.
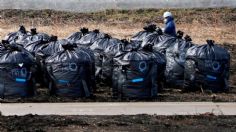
0 8 235 44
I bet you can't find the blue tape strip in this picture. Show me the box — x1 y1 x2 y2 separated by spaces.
15 78 26 83
206 75 217 80
58 80 69 84
131 78 144 83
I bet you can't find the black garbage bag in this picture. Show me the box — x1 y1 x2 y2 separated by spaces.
165 35 194 87
142 30 184 54
131 24 157 43
39 38 95 66
6 27 51 48
112 48 159 99
25 35 57 56
121 39 141 51
38 38 67 58
45 42 95 97
77 29 105 47
90 34 121 51
23 34 57 87
5 25 29 45
0 40 9 57
142 44 167 90
0 44 37 98
38 38 93 88
39 38 95 67
67 27 89 44
36 38 74 87
141 28 170 50
26 28 51 44
96 39 141 85
184 40 230 92
90 34 123 83
23 28 53 54
77 47 96 92
97 40 124 85
73 46 96 92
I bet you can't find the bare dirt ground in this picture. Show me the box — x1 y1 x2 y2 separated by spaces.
0 114 236 132
0 8 236 131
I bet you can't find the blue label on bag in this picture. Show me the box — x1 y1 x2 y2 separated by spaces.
58 80 69 84
15 78 27 83
131 78 144 83
58 63 78 72
206 75 217 80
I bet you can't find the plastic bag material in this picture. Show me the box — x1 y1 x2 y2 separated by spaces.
0 44 37 98
125 40 166 84
90 34 121 51
165 35 194 87
141 43 167 91
142 30 182 54
184 40 230 92
6 27 51 50
131 24 157 43
39 39 96 90
67 27 89 44
141 32 172 53
23 35 57 87
26 28 51 44
101 41 124 83
0 40 9 57
5 25 29 45
75 47 96 92
99 39 141 85
151 49 167 90
38 39 67 58
77 29 105 48
123 39 141 51
112 49 159 99
45 42 95 97
23 29 52 54
37 39 76 87
90 34 123 83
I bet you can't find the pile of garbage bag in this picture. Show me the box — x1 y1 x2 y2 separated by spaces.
0 25 231 99
112 44 160 99
45 41 95 97
165 34 194 87
0 43 37 98
184 40 230 92
90 34 123 84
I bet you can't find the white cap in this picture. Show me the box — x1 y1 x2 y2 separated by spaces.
163 11 173 18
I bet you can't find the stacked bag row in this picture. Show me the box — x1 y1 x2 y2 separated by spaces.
0 24 231 99
0 26 95 98
130 24 230 92
184 40 230 92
